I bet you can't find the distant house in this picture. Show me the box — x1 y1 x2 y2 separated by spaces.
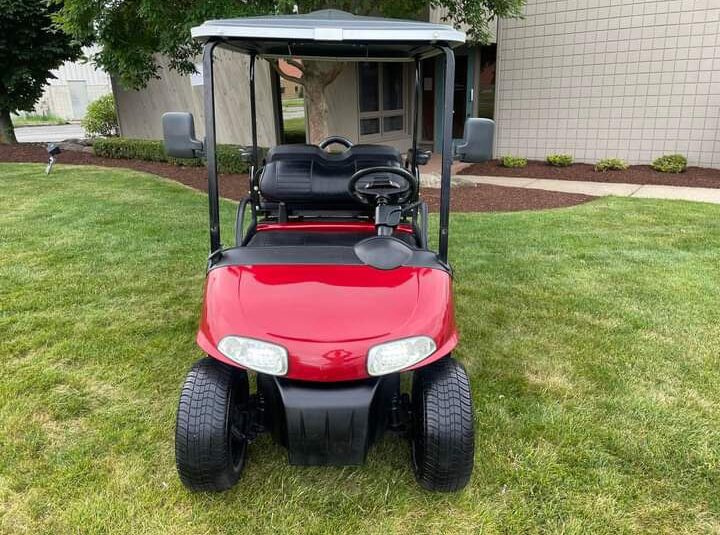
31 47 112 121
279 60 303 98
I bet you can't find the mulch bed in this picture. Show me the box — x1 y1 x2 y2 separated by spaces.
459 159 720 189
0 143 593 213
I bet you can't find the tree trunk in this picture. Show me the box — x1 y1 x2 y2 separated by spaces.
0 108 17 144
302 61 344 144
304 79 330 143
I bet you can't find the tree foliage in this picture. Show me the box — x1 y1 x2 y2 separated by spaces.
58 0 525 90
0 0 81 143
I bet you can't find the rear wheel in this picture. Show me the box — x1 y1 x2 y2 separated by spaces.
411 356 474 491
175 357 249 491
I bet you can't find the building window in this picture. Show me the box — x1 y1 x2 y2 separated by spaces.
358 63 405 138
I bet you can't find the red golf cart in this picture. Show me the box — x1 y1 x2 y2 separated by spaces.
164 9 486 493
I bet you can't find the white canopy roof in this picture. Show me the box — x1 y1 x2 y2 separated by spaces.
191 10 465 60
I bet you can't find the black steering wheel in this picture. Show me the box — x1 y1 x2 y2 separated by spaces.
318 135 354 151
348 166 418 205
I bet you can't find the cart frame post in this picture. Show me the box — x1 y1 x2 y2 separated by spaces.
438 46 455 263
203 40 221 254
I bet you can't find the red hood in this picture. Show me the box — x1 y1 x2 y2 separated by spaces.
197 264 457 381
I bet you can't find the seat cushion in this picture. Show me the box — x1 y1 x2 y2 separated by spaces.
260 144 403 205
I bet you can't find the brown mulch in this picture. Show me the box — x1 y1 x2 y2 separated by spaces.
459 159 720 189
0 143 593 212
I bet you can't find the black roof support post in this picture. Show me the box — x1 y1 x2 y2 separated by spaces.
269 63 284 144
438 45 455 263
203 40 222 255
411 58 421 176
249 53 261 210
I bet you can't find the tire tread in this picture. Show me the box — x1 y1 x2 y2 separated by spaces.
412 356 474 492
175 357 248 492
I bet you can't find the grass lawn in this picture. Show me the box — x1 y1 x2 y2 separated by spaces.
283 116 306 144
11 113 67 127
2 163 720 534
282 98 304 108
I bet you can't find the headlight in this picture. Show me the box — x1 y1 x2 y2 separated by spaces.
217 336 288 376
367 336 436 376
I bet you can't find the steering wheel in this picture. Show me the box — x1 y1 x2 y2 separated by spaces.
318 135 354 151
348 166 418 205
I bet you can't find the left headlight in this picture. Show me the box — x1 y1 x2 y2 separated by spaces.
367 336 437 376
217 336 288 376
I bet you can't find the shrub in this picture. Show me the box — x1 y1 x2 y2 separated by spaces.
501 155 528 168
595 158 629 172
82 94 118 137
546 153 573 167
93 137 254 174
652 154 687 173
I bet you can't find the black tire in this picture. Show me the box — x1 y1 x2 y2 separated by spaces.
175 357 249 492
411 356 474 492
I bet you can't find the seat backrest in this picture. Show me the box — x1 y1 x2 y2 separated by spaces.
260 144 402 206
456 118 495 163
265 144 325 163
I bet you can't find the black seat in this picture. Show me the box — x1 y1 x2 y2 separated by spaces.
260 144 403 206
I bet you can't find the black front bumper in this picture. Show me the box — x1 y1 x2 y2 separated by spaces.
258 374 399 466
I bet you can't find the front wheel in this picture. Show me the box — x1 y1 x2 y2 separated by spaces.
411 356 475 491
175 357 249 491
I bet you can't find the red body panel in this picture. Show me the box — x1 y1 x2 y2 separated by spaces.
197 222 457 382
197 264 457 381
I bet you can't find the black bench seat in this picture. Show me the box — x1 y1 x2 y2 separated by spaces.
259 144 404 206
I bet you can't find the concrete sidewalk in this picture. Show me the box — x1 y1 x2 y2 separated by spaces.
455 175 720 205
15 124 86 143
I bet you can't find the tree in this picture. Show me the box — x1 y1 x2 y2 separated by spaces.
0 0 81 143
269 59 347 144
58 0 524 142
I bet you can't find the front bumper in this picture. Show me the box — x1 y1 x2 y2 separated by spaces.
258 374 399 465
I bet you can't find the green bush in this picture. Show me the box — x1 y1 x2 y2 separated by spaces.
595 158 629 172
82 94 118 137
546 153 573 167
93 137 254 174
652 154 687 173
501 155 528 168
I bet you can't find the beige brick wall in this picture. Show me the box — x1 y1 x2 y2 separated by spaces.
495 0 720 168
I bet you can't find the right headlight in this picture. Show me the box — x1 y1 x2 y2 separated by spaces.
367 336 436 376
217 336 288 376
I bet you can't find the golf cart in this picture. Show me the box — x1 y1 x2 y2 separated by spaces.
165 9 489 493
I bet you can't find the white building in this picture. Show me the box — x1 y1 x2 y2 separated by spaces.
32 48 112 121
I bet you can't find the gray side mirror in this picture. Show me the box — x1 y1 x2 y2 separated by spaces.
162 112 203 158
455 118 495 163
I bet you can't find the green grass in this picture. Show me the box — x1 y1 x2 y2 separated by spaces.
282 98 304 108
283 116 306 144
11 113 67 127
2 162 720 534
